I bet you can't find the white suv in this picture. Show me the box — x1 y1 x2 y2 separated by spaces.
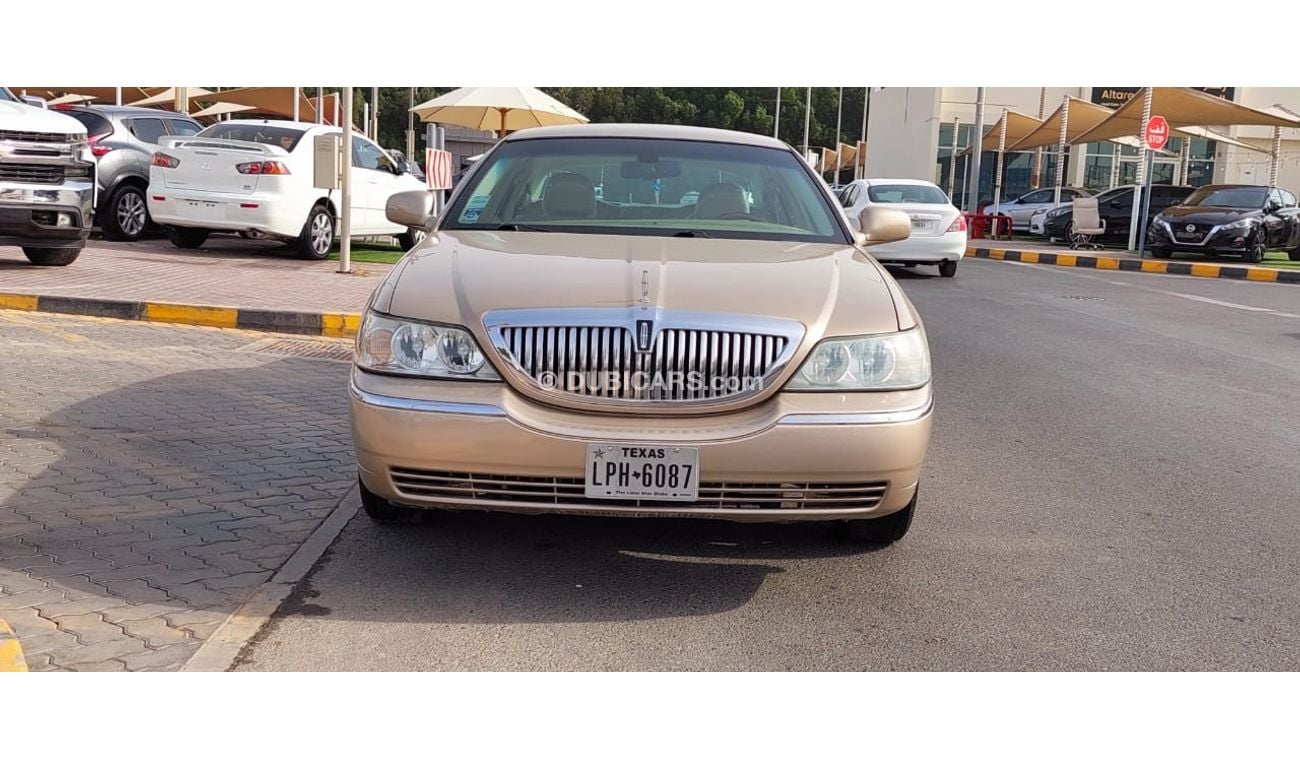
147 119 427 259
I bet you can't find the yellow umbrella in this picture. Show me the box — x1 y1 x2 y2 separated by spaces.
411 87 587 137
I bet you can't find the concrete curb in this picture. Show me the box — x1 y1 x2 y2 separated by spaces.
0 618 27 672
181 485 362 672
966 246 1300 285
0 291 361 337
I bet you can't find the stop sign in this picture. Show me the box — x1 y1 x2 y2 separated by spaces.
1145 115 1170 151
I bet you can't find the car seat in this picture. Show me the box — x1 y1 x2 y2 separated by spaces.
695 183 750 219
541 172 597 219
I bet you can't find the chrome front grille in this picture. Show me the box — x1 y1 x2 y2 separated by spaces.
0 164 64 184
485 309 803 407
390 468 888 511
0 129 80 143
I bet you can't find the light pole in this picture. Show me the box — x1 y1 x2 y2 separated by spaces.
773 88 781 140
1128 87 1153 251
339 87 353 275
966 87 985 213
802 87 811 163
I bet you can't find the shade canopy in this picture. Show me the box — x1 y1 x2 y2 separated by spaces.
188 88 337 124
411 87 587 136
1004 97 1112 151
961 110 1043 156
189 101 258 120
47 93 98 106
9 86 161 105
128 87 215 108
1071 87 1300 145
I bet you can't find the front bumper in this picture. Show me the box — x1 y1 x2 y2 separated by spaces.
350 369 933 522
870 232 966 263
0 179 94 248
1149 221 1257 255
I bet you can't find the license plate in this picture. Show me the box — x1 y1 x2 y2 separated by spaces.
911 219 934 231
584 444 699 501
184 200 223 221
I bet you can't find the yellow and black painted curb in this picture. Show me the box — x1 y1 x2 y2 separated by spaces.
0 618 26 672
966 247 1299 285
0 292 361 337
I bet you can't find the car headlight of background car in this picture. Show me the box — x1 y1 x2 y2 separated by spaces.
1046 207 1070 219
786 328 930 391
1220 218 1253 232
356 312 500 380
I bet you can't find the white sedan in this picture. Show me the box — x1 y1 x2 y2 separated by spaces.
147 119 428 259
995 186 1092 231
839 178 966 277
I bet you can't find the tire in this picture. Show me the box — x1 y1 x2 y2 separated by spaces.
359 477 428 525
937 259 958 278
295 204 334 260
22 247 81 266
396 228 426 251
1289 248 1300 262
837 492 916 546
1150 246 1172 260
165 226 209 249
102 183 149 241
1244 236 1266 264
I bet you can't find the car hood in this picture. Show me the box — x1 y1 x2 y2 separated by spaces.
1160 206 1261 224
380 230 905 348
0 100 86 134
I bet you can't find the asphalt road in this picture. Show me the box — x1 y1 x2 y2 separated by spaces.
238 259 1300 671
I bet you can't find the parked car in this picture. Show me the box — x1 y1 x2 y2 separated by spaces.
147 119 428 258
1148 184 1300 263
0 87 95 266
387 149 425 183
353 123 933 545
837 178 966 277
1037 184 1194 242
995 186 1091 231
57 105 200 241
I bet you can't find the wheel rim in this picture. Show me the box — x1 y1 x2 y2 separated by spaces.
310 213 333 254
117 190 146 236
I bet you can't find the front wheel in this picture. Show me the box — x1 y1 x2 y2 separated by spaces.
22 247 81 266
937 259 958 278
1289 247 1300 262
296 204 334 260
1150 246 1172 260
102 184 149 241
1244 237 1266 264
837 493 916 546
165 226 209 249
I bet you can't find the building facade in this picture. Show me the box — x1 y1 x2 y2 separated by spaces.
865 87 1300 209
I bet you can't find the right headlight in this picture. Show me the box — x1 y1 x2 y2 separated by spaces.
355 311 500 380
786 327 930 391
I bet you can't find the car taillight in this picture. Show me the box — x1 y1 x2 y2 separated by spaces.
235 161 291 175
947 215 967 233
151 152 180 169
88 133 113 157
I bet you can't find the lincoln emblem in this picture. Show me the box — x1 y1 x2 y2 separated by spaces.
640 270 650 304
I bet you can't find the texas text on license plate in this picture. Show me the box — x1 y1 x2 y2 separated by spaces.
584 444 699 501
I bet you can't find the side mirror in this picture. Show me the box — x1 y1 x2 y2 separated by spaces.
391 161 406 176
856 206 911 246
386 189 435 229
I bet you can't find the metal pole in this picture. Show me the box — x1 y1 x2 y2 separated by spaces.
371 86 380 143
835 87 843 146
1270 125 1282 187
1109 142 1121 188
1129 87 1153 251
339 87 353 275
115 87 122 106
1031 87 1045 188
966 87 985 213
992 110 1008 236
861 87 869 144
1180 136 1191 186
317 87 323 124
363 102 370 140
406 87 416 159
773 88 781 140
1052 95 1069 207
946 117 960 199
293 86 299 121
801 87 811 160
1137 150 1154 257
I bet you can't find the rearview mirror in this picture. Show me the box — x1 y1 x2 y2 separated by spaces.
386 189 435 229
857 207 911 246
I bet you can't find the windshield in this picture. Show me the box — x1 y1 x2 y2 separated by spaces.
443 136 847 243
0 88 17 103
867 184 949 204
1182 186 1268 208
196 123 307 152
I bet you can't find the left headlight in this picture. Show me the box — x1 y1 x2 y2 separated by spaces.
1220 218 1253 231
786 327 931 391
355 312 500 380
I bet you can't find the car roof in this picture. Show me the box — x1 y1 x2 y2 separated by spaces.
62 105 194 119
1193 183 1266 190
502 123 790 150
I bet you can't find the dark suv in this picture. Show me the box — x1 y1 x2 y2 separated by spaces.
1041 184 1194 243
56 105 201 241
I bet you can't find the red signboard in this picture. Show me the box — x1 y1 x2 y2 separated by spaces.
1144 115 1170 151
425 148 454 190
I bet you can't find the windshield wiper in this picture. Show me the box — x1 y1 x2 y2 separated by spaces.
496 223 555 232
671 230 710 238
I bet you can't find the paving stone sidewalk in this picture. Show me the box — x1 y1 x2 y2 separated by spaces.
0 311 355 670
0 236 388 313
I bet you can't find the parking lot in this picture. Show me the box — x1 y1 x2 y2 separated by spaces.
5 257 1298 670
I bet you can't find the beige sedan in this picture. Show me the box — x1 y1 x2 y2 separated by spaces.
351 124 933 544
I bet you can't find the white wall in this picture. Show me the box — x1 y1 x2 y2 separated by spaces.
864 87 941 180
1218 87 1300 192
